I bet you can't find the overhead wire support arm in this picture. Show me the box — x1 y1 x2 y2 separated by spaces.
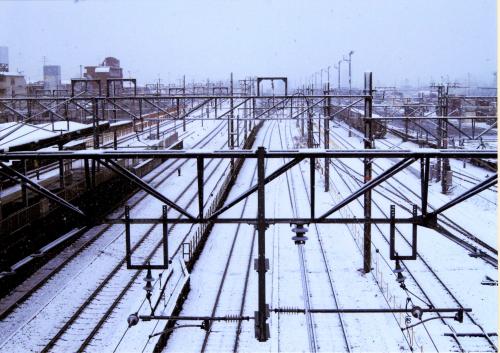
97 158 196 220
426 174 497 219
209 157 304 219
329 98 364 118
290 97 325 120
142 98 176 119
103 98 140 120
34 100 67 121
178 98 214 120
215 98 250 120
318 157 416 220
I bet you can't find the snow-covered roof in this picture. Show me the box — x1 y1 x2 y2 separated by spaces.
0 72 24 77
95 67 110 73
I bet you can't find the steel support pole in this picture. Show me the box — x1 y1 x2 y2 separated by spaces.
301 100 305 137
338 61 341 90
348 54 352 94
92 98 99 149
435 86 443 182
363 72 373 273
230 73 235 170
421 158 430 216
91 98 99 188
125 205 131 268
325 83 330 192
244 99 248 141
230 73 234 148
162 205 168 267
197 157 204 219
255 146 269 341
138 98 143 131
310 157 315 218
441 87 450 194
183 76 186 132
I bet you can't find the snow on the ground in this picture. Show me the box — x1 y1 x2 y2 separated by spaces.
0 108 496 353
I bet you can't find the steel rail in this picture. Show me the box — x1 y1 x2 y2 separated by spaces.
0 120 227 349
78 146 231 353
329 127 498 262
199 120 275 353
0 120 212 320
327 128 497 351
40 123 232 353
283 119 352 352
278 122 319 353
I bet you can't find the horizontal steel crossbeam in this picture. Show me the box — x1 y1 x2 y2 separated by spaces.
0 149 497 160
106 217 417 225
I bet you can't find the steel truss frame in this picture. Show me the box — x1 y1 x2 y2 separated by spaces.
0 147 496 341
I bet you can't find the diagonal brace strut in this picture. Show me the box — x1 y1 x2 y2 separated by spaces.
209 157 304 219
0 162 85 217
429 174 497 217
97 159 196 219
319 158 416 219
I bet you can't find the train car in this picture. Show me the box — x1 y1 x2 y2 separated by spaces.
334 106 387 138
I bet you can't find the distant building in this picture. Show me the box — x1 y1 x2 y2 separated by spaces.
27 81 46 96
43 65 61 91
0 72 27 97
0 46 8 72
84 57 123 92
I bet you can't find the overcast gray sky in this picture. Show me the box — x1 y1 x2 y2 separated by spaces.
0 0 496 87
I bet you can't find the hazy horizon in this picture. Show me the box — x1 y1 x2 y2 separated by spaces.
0 0 496 88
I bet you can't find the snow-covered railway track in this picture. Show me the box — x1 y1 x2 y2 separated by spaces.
324 129 497 352
277 122 319 352
198 121 276 353
0 121 233 353
38 133 233 353
328 127 497 267
0 121 227 322
43 154 230 353
276 121 351 352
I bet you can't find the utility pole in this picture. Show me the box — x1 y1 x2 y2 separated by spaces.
363 72 373 273
435 85 443 183
229 73 235 170
183 75 186 131
337 60 342 90
439 85 450 194
346 51 354 94
324 81 330 192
